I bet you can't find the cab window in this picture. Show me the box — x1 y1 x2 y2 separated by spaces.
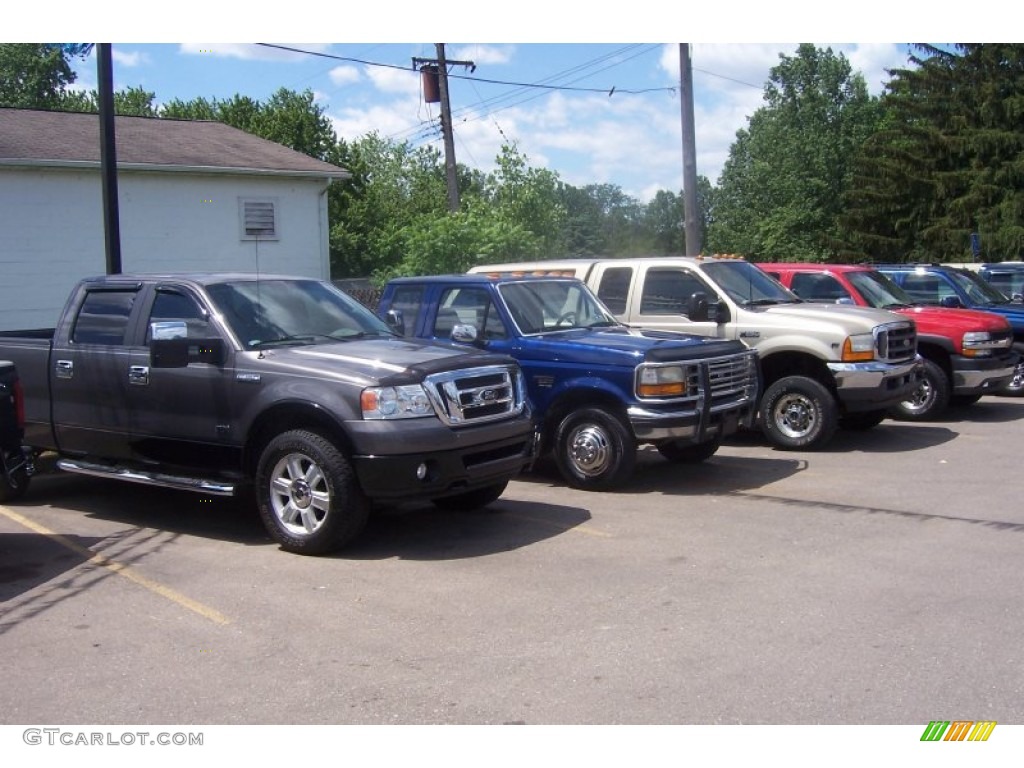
639 269 707 315
72 289 138 345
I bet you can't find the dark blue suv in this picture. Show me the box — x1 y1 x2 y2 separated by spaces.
876 263 1024 396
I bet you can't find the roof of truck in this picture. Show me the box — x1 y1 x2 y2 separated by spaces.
388 274 584 284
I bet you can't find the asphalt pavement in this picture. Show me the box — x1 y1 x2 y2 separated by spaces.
2 397 1022 726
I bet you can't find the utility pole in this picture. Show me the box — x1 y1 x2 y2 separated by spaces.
679 44 701 256
97 43 122 274
413 45 475 213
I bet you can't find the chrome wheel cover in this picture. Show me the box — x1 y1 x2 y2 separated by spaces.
566 424 613 478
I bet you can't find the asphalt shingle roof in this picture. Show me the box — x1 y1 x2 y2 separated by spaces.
0 108 350 178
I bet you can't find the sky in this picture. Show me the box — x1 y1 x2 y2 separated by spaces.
8 2 992 203
58 42 918 203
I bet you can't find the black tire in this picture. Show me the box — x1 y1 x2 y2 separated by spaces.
432 481 508 511
553 407 636 490
656 438 720 463
890 358 950 421
759 376 839 450
1000 359 1024 397
0 451 30 503
949 393 983 407
839 409 887 431
255 429 369 555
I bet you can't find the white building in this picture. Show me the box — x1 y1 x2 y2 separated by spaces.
0 108 350 331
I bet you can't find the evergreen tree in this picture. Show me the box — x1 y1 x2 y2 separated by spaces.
843 44 1024 261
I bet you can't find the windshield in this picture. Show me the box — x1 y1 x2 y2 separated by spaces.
705 261 800 305
847 270 914 308
497 279 620 335
950 269 1010 306
206 278 394 349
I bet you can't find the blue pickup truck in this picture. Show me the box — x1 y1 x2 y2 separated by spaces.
378 274 760 490
877 263 1024 396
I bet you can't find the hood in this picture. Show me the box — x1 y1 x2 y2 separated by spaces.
517 326 746 365
248 338 516 387
980 301 1024 330
894 306 1011 336
755 302 910 333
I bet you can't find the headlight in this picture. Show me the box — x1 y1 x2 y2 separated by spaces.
637 364 692 397
842 333 875 362
962 330 1011 357
361 384 434 419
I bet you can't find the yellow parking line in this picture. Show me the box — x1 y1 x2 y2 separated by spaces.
0 505 230 626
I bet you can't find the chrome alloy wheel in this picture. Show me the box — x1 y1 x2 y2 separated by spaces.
772 392 818 440
268 452 331 536
902 377 935 416
1006 361 1024 395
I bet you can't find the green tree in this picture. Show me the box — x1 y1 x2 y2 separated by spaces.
709 44 884 261
57 85 158 116
0 43 77 109
328 133 449 278
484 143 567 255
842 44 1024 261
645 189 685 254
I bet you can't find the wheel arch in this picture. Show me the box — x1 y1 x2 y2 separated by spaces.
915 340 953 379
540 388 629 453
243 403 353 476
759 351 834 393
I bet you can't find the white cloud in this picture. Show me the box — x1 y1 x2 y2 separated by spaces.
178 43 332 61
330 100 434 141
329 65 361 86
450 45 515 66
111 49 148 67
365 65 422 96
843 43 912 93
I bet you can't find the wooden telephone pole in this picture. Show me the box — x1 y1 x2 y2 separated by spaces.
413 45 475 212
679 44 701 256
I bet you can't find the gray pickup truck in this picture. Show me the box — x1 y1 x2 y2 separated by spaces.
0 274 536 554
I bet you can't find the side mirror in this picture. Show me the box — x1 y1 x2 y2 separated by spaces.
383 308 405 336
939 295 963 309
687 292 710 322
712 300 730 324
151 337 226 368
451 323 479 344
1012 293 1023 304
151 320 187 340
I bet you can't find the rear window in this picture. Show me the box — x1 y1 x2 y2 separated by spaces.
72 290 138 345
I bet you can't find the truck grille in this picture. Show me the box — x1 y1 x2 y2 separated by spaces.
424 365 527 426
876 321 917 363
680 351 759 407
705 350 759 404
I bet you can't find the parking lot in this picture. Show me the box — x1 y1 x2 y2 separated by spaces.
2 398 1023 725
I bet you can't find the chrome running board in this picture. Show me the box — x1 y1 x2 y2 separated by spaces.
57 458 236 496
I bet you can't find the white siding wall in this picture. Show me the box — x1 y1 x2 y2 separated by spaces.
0 167 331 331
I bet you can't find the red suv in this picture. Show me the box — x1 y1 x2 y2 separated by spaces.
760 263 1018 420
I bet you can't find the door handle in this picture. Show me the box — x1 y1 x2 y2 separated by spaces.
128 365 150 386
55 359 74 379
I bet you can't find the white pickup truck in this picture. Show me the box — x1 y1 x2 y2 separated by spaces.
470 256 921 450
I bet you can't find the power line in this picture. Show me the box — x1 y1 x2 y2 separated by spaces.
255 42 675 96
